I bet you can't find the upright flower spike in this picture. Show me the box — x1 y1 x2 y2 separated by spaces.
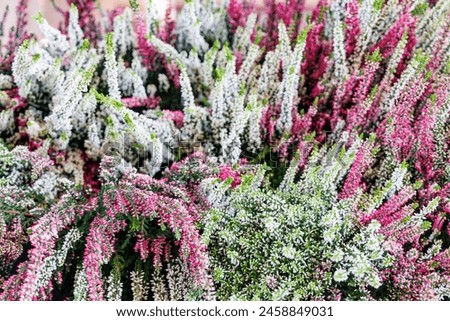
68 4 84 48
46 67 95 150
345 50 382 132
105 32 121 100
332 21 349 81
227 0 252 34
414 96 439 182
175 0 209 55
344 0 361 58
276 26 310 135
33 12 70 57
66 0 99 42
338 137 376 200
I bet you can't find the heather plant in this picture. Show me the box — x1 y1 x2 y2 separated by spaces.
0 152 217 300
203 134 450 300
201 136 389 300
0 0 449 301
0 140 66 281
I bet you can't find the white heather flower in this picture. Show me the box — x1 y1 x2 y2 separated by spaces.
130 270 150 301
105 32 121 100
25 228 81 300
332 21 348 81
158 73 171 92
258 50 280 99
34 14 70 56
282 245 296 259
175 0 209 54
106 272 123 301
25 120 42 139
367 273 382 289
113 8 136 58
143 135 163 177
238 43 260 85
68 4 84 48
0 109 14 133
203 42 220 88
32 172 58 200
323 229 336 244
331 249 345 262
277 22 292 75
233 13 257 53
350 256 371 279
276 28 308 134
264 217 280 235
73 268 89 301
381 52 428 114
333 268 348 282
0 74 13 89
149 35 184 63
45 68 94 149
146 0 159 35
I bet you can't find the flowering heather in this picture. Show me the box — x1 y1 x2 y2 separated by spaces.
0 0 450 300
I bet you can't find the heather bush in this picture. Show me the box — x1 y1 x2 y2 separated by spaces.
0 0 449 300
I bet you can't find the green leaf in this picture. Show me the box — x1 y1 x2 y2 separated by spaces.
411 2 428 16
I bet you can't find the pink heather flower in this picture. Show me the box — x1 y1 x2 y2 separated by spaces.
134 234 151 261
432 214 446 232
370 11 416 61
0 263 28 300
150 236 167 270
260 104 281 143
227 0 253 34
346 60 380 132
301 1 331 107
426 22 450 72
218 165 241 188
135 14 159 69
17 193 84 300
338 142 374 200
261 0 306 51
160 0 175 43
234 50 244 73
122 97 160 109
291 105 317 141
265 275 278 290
108 7 126 28
0 218 25 270
380 74 428 161
133 10 180 87
163 110 184 128
361 186 415 226
83 214 126 301
414 99 437 181
414 82 450 189
344 0 361 57
81 154 101 193
114 172 210 286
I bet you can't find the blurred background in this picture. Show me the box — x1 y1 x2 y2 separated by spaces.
1 0 319 41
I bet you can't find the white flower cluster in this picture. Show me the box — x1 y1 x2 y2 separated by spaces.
26 228 81 300
106 271 123 301
8 6 182 178
202 134 391 300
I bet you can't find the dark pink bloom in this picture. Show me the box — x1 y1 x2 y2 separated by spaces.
218 165 242 188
